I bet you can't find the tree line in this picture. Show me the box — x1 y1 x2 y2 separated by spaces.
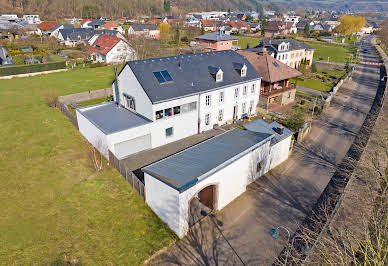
0 0 266 19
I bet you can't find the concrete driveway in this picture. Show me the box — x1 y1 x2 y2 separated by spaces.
151 36 382 266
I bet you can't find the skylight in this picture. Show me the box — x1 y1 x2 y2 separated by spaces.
153 70 173 83
273 62 279 67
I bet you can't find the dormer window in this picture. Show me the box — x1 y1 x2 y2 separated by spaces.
241 64 247 77
216 69 223 82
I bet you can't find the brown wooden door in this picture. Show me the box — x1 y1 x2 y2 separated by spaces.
199 185 215 209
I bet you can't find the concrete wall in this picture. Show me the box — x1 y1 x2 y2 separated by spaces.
145 173 181 235
76 108 109 157
57 88 113 105
266 136 292 171
115 64 154 120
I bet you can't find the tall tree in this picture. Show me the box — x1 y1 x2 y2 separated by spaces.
304 24 310 37
163 0 171 15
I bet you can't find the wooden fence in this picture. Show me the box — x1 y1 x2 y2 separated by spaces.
57 101 78 129
108 150 146 200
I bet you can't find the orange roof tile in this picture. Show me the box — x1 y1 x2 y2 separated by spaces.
87 35 122 55
38 21 60 31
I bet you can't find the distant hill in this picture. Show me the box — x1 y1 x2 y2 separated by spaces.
0 0 387 19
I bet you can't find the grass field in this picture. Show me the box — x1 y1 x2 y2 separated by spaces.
335 35 358 44
292 69 345 92
236 35 262 49
68 97 114 115
308 42 358 63
0 66 176 264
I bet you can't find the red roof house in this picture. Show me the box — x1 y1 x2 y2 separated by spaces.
38 21 60 31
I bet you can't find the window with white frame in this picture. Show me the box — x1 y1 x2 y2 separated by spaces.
249 100 254 114
205 95 211 106
241 65 247 77
251 83 256 93
218 109 223 121
219 91 224 103
205 113 210 125
242 102 246 114
234 87 239 98
216 69 223 82
165 127 173 137
243 85 247 96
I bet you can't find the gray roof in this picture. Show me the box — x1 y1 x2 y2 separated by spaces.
89 19 105 26
131 24 158 31
93 29 119 36
243 120 293 144
77 102 151 134
0 46 15 66
49 23 73 33
59 28 96 41
125 50 261 103
142 128 273 192
195 32 238 41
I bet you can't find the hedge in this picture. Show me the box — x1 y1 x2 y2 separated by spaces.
0 61 66 76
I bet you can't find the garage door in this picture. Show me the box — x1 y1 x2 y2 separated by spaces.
114 134 152 159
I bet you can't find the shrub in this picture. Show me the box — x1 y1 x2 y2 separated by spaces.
311 62 318 73
301 99 306 105
42 89 59 108
0 61 66 76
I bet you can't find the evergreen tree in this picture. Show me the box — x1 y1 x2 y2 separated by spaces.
163 0 171 14
304 24 310 37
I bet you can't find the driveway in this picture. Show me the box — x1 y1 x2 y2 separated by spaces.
151 36 382 265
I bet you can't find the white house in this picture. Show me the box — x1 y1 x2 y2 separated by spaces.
23 14 41 24
86 35 137 64
77 50 262 159
142 119 293 237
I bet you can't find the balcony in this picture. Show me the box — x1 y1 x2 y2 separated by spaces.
261 84 296 98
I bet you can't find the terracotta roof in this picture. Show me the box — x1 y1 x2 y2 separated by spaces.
100 22 120 30
87 35 122 55
228 20 250 30
81 19 94 25
237 50 301 83
201 19 217 27
38 21 59 31
265 21 294 31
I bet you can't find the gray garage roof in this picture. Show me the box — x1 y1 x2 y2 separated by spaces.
195 32 238 41
243 119 293 144
77 102 151 134
142 128 273 192
125 50 261 103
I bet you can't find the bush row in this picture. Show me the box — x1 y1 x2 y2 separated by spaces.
0 61 66 76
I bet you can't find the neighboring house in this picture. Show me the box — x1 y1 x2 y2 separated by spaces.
37 21 60 35
48 23 74 38
76 50 261 159
186 15 200 26
283 15 300 26
195 32 238 51
255 38 314 68
223 20 251 33
81 19 94 28
0 46 15 66
86 35 137 63
128 24 160 39
311 23 325 31
249 23 261 32
361 23 374 34
238 49 302 107
23 14 41 24
296 20 315 31
98 22 125 34
200 19 218 32
264 22 296 37
87 29 126 45
88 19 105 29
143 119 293 237
58 28 96 46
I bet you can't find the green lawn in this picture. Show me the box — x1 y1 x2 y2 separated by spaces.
295 78 332 91
236 35 262 49
291 69 345 92
308 42 358 63
68 97 114 115
335 35 358 44
0 66 176 264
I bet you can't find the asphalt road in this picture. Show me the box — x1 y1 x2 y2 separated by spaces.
152 36 382 266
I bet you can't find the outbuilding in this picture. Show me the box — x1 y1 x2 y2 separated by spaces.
142 119 293 237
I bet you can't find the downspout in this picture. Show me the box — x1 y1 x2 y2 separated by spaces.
197 92 201 134
114 66 120 107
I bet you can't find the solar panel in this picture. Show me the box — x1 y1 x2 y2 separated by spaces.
161 70 173 82
153 71 165 83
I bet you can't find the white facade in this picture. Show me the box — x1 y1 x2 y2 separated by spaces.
145 130 292 237
23 14 41 24
90 40 137 64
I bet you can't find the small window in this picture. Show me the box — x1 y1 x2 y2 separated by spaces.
218 109 223 121
155 110 164 120
205 95 211 106
251 83 256 93
205 114 210 125
165 127 173 137
242 102 246 113
257 161 262 172
189 102 197 111
216 70 223 82
249 100 254 114
243 85 247 96
173 106 180 115
219 91 224 103
164 108 172 117
234 87 239 98
241 67 246 77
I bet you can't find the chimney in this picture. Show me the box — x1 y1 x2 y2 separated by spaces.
262 47 267 54
114 66 120 107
